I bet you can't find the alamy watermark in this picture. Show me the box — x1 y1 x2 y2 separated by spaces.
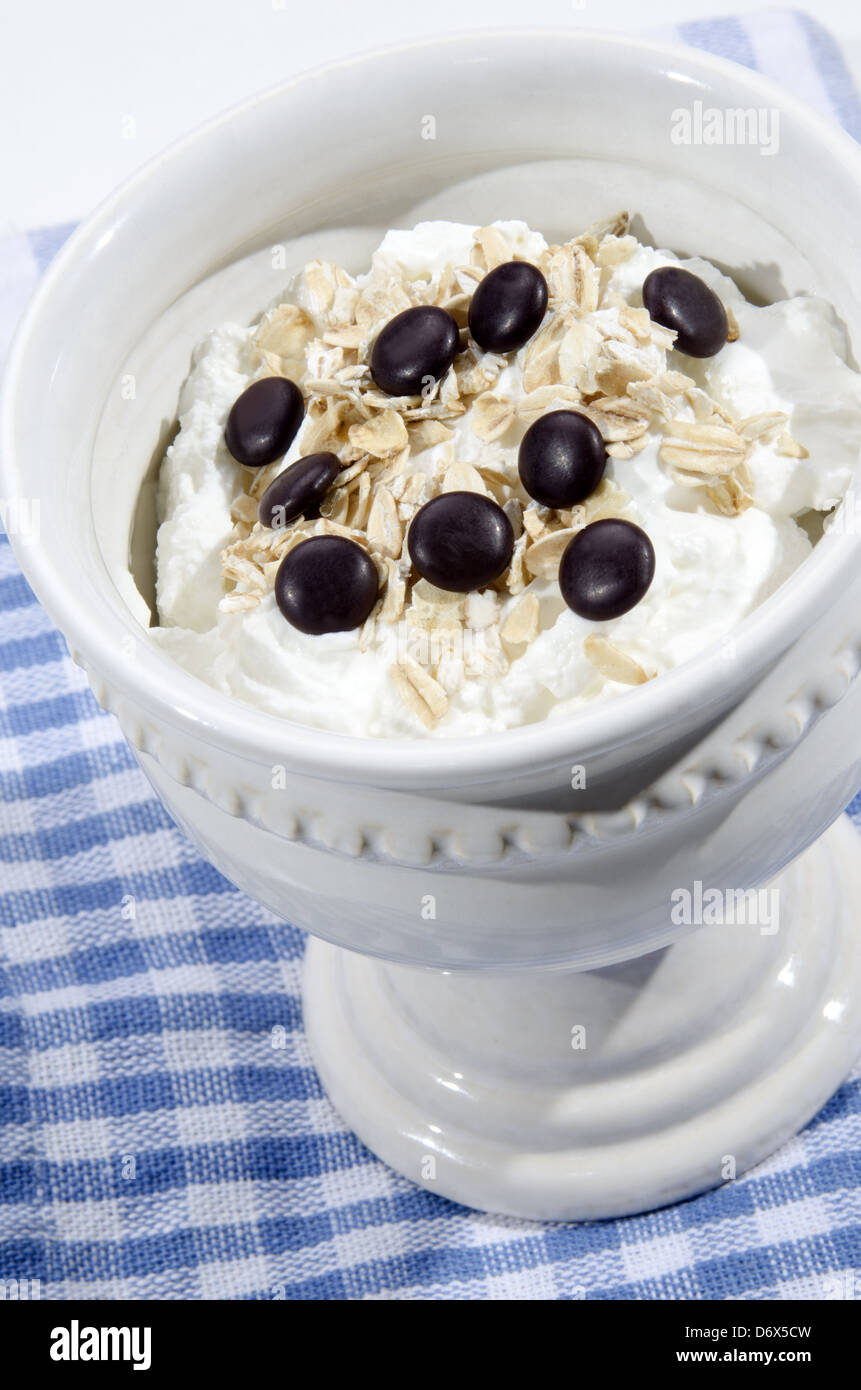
50 1321 151 1371
1 1277 40 1300
671 101 780 156
671 880 779 934
0 497 40 544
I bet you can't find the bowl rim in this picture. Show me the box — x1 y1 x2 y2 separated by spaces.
5 25 861 790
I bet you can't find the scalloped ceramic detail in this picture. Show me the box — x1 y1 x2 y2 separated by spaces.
304 815 861 1216
68 626 861 870
7 28 861 973
7 29 861 1215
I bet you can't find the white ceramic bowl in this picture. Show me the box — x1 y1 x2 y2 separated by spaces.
9 29 861 1221
5 29 861 971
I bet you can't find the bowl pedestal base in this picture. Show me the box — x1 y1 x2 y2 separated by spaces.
303 815 861 1221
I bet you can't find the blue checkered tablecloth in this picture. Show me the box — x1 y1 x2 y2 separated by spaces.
2 10 861 1301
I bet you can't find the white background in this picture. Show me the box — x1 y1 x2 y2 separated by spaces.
3 0 861 229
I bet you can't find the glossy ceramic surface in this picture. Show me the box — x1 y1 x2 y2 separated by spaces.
4 31 861 1216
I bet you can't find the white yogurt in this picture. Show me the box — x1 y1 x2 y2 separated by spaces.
151 221 861 737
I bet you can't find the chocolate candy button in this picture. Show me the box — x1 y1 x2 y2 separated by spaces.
258 453 340 529
642 266 729 358
468 261 548 354
225 377 304 467
370 306 460 397
559 518 655 621
274 535 379 634
407 491 514 593
518 409 606 509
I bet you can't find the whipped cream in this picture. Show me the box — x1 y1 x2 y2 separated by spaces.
151 219 861 737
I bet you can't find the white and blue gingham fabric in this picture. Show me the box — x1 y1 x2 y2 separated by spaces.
2 10 861 1302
